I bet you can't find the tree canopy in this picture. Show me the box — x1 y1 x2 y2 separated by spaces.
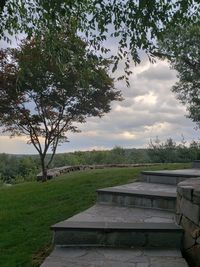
158 24 200 128
0 32 121 180
1 1 200 77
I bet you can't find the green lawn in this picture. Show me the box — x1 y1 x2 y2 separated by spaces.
0 163 190 267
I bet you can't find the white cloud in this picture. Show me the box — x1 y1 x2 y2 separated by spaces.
134 92 157 106
0 54 198 154
137 61 177 81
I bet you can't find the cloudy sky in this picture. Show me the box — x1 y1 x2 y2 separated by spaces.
0 38 198 154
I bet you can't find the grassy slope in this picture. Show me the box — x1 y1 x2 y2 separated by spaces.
0 163 190 267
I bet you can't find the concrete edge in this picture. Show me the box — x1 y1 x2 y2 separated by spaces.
51 221 183 231
141 170 200 178
96 188 176 199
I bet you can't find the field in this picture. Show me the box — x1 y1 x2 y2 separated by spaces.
0 163 190 267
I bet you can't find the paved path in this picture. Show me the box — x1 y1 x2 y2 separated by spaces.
98 181 177 194
41 168 195 266
142 168 200 177
60 204 175 223
41 247 188 267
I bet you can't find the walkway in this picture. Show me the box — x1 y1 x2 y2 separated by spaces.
41 168 200 266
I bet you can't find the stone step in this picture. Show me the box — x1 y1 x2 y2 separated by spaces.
141 168 200 185
40 246 188 267
51 205 183 248
97 182 176 211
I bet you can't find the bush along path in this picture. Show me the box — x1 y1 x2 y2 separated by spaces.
40 166 200 266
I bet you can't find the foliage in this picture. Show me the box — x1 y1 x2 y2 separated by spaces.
0 163 189 267
0 154 40 183
1 139 199 183
148 137 177 163
1 1 199 82
158 24 200 128
148 137 200 163
0 148 147 183
0 32 121 180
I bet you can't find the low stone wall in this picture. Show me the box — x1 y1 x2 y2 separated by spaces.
176 178 200 266
37 163 157 180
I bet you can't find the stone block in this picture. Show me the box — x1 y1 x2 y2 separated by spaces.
175 214 182 225
137 263 149 267
176 192 182 215
129 195 152 209
193 188 200 205
185 244 200 267
97 192 113 204
106 231 146 247
177 185 193 200
178 178 200 188
124 195 132 206
54 228 148 247
152 198 175 212
150 258 188 267
183 231 196 250
192 160 200 169
113 195 125 206
149 175 177 185
54 229 104 245
143 249 182 257
147 231 182 248
180 197 200 225
196 236 200 244
180 216 200 249
181 216 200 239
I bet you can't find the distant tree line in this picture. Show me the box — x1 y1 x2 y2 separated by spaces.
1 139 200 184
0 154 40 184
148 137 200 163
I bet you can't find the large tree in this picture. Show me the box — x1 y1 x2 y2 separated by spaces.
158 24 200 128
1 1 199 80
0 32 121 181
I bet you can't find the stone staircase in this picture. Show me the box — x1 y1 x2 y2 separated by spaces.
141 168 200 185
40 168 199 267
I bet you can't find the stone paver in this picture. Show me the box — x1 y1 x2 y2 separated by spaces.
97 182 177 211
141 169 200 185
52 204 182 248
41 167 189 266
142 168 200 177
57 204 175 224
97 182 177 196
40 247 188 267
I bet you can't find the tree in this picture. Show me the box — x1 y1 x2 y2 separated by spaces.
0 1 199 81
110 146 126 163
158 24 200 128
0 32 121 181
148 137 177 163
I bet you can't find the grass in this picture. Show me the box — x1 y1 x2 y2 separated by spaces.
0 163 190 267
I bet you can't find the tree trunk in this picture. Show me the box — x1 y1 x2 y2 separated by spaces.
41 156 47 182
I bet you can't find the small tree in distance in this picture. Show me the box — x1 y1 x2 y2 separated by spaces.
0 33 122 181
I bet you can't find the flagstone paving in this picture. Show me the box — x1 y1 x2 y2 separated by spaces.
40 168 195 266
41 247 188 267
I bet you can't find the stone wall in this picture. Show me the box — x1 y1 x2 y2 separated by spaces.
37 163 157 180
176 178 200 266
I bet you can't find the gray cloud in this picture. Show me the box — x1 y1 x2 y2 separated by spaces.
0 56 198 154
137 63 177 81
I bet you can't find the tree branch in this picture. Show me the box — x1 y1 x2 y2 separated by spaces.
19 105 43 154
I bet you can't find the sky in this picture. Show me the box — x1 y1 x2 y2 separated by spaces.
0 37 198 154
